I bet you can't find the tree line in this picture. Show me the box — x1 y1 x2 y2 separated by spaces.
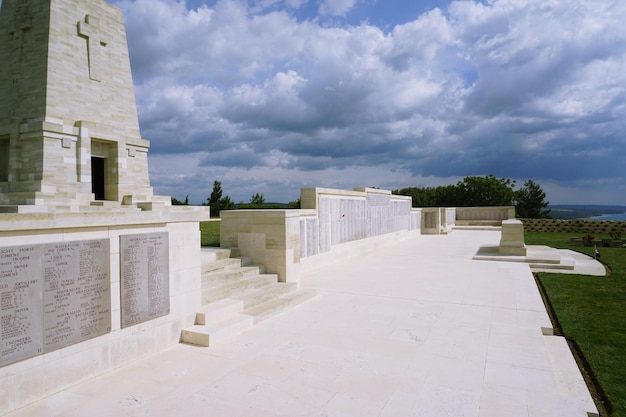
172 180 299 217
393 175 551 218
173 175 551 219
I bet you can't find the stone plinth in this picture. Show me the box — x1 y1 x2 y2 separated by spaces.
499 219 527 256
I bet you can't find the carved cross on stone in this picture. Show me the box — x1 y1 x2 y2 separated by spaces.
78 14 107 82
10 0 32 75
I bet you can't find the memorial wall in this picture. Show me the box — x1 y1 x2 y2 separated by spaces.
301 187 419 257
0 232 169 368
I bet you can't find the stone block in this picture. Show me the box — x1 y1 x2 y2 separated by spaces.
499 219 527 256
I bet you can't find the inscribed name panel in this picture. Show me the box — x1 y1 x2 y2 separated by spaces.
120 233 169 328
0 245 44 366
43 240 111 352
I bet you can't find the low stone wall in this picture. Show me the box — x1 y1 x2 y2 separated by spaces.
520 218 626 235
456 206 515 223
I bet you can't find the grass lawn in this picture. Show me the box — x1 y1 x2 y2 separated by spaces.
200 220 220 247
526 232 626 417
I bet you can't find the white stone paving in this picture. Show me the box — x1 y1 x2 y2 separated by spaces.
4 230 595 417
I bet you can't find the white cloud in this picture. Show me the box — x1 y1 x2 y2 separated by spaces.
318 0 357 17
284 0 309 8
108 0 626 203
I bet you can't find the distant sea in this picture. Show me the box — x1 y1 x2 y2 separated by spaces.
550 205 626 220
588 213 626 221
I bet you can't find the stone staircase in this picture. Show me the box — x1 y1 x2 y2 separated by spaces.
181 248 316 347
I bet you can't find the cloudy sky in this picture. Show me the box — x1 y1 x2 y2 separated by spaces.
11 0 626 205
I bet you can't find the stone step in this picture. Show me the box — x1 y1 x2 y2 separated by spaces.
180 299 253 347
201 274 279 304
544 335 599 417
202 257 245 274
201 247 234 263
185 247 315 349
202 266 269 287
181 314 254 347
82 204 141 212
244 288 317 324
202 257 254 274
529 251 576 271
194 298 245 324
237 282 299 310
0 205 48 213
453 225 502 231
529 262 575 271
455 220 503 227
0 203 144 213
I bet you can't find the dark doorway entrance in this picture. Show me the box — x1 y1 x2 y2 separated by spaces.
0 139 8 182
91 157 105 200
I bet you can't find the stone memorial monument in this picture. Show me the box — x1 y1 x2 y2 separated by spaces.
0 1 209 414
0 0 163 211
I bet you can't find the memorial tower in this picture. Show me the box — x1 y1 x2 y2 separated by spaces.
0 0 165 212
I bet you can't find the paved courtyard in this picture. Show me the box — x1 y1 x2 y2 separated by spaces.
6 230 596 417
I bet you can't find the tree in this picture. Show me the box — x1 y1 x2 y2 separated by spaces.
220 195 235 212
455 175 516 206
288 198 301 209
515 179 551 218
393 187 442 207
171 195 189 205
435 185 461 207
207 180 234 217
249 192 265 206
394 175 518 208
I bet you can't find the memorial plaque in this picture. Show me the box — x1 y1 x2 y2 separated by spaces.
43 240 111 352
367 192 390 207
0 245 44 366
120 233 169 328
